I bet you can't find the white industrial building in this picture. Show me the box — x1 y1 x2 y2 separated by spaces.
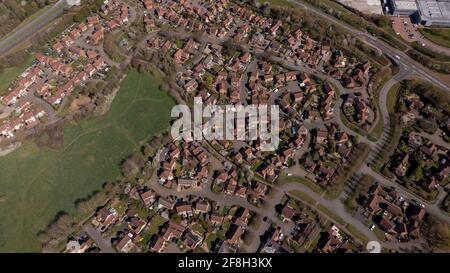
389 0 450 27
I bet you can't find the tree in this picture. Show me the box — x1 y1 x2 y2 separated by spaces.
122 158 139 178
422 215 450 252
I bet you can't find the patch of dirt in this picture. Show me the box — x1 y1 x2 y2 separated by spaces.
69 95 91 112
32 122 64 149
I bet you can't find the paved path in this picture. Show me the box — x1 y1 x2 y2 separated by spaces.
82 224 116 253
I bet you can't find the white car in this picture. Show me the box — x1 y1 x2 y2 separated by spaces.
369 225 376 231
395 55 401 60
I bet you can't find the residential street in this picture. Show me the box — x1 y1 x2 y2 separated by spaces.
82 224 116 253
287 0 450 93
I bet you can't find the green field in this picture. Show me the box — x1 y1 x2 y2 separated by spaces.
0 54 36 94
0 70 175 252
387 83 401 114
419 28 450 48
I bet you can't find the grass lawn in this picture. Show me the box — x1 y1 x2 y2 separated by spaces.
0 54 36 94
317 204 346 226
345 224 369 245
190 222 206 235
387 83 401 114
266 0 296 8
143 215 168 244
0 70 175 252
368 118 384 142
278 176 324 194
373 227 387 242
289 190 317 206
205 233 218 250
419 28 450 48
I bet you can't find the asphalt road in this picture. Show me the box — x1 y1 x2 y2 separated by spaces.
82 224 116 253
287 0 450 92
0 0 69 56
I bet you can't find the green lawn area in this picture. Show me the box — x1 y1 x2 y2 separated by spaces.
205 233 218 250
419 28 450 48
278 176 324 194
143 214 168 244
387 83 401 114
317 204 346 226
266 0 296 8
345 224 369 245
0 54 36 94
289 190 317 206
190 222 206 235
368 117 384 142
0 70 175 252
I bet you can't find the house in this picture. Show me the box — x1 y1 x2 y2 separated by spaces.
334 132 348 145
175 202 193 217
225 179 237 195
285 71 297 81
15 100 31 113
240 52 251 63
174 49 190 64
235 186 247 198
363 195 380 214
280 204 296 222
128 216 147 235
395 154 409 177
90 27 105 45
93 207 118 232
87 15 100 27
183 230 203 249
157 197 174 210
378 217 394 233
234 208 250 226
315 129 328 144
210 214 224 226
162 221 186 241
116 233 134 253
194 200 210 214
184 80 198 93
226 224 244 245
386 202 402 217
177 179 199 191
149 235 166 253
138 189 155 207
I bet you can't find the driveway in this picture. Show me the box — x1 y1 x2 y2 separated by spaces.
82 224 116 253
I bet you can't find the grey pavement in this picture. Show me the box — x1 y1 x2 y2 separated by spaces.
82 224 116 253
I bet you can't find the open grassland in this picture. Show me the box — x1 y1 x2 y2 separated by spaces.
0 54 36 94
0 70 175 252
419 28 450 48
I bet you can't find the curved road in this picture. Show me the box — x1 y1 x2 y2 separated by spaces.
287 0 450 93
